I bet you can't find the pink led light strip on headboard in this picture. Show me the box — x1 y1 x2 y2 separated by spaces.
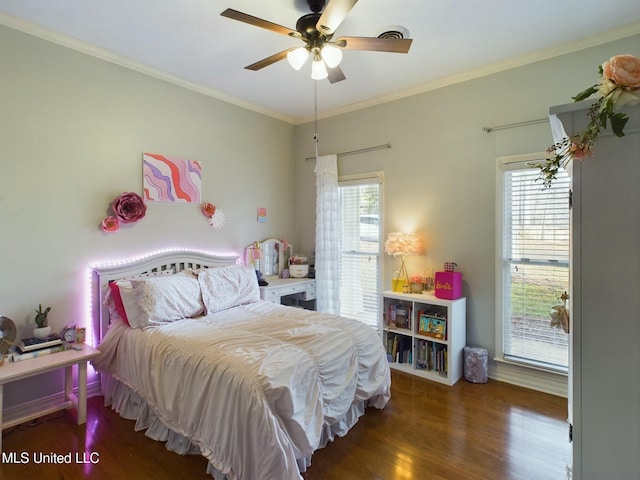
87 248 240 347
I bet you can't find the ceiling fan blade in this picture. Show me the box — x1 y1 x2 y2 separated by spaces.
316 0 358 35
335 36 412 53
327 65 346 84
221 8 298 37
245 49 294 71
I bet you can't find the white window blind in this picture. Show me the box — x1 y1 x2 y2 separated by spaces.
338 175 381 329
500 162 569 371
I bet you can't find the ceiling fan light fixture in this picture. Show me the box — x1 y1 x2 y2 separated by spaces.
311 57 328 80
320 44 343 68
287 47 310 70
222 1 412 83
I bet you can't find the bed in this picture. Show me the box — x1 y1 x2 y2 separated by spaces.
90 250 391 480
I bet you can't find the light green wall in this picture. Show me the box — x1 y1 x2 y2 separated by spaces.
0 25 295 407
294 34 640 378
2 20 639 407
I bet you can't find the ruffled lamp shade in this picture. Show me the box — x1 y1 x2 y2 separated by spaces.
385 232 424 292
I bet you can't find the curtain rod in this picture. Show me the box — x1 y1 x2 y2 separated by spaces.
305 143 391 161
482 118 548 133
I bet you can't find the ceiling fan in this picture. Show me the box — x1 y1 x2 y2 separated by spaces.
221 0 413 83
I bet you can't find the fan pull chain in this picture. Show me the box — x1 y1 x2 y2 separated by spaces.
314 80 319 160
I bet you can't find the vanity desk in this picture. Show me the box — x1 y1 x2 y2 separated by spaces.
260 276 316 308
246 238 316 310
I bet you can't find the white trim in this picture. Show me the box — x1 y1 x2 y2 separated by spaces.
490 358 568 398
3 379 102 425
497 151 549 170
495 152 569 390
299 22 640 124
338 171 384 185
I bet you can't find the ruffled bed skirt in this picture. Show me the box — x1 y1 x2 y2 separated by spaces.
101 374 371 479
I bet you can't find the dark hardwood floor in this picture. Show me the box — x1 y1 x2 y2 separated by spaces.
0 372 570 480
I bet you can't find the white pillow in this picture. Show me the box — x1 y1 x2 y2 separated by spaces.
131 273 204 326
105 270 175 328
198 265 260 314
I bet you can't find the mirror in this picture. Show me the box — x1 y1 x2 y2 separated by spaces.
245 238 293 277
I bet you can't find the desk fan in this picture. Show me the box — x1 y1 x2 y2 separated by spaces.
0 316 17 354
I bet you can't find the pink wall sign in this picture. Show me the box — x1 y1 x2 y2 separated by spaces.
143 153 202 203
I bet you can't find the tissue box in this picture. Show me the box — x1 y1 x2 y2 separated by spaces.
435 271 462 299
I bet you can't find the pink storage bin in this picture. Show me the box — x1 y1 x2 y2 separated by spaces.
435 271 462 299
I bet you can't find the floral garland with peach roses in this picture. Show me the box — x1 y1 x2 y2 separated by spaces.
538 54 640 188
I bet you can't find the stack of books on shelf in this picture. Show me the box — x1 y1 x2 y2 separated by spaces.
386 333 412 364
387 303 411 329
416 339 448 376
12 333 69 362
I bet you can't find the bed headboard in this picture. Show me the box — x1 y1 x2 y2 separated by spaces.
92 250 239 344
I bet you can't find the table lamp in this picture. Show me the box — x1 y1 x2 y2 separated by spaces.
384 232 424 292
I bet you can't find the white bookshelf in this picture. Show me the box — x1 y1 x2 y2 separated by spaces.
381 290 466 386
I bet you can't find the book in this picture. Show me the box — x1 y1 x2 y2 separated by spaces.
12 343 69 362
17 333 62 353
388 304 397 327
395 308 408 329
419 315 447 340
416 340 428 370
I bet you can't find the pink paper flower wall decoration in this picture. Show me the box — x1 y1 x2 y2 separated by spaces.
202 202 226 229
101 216 120 233
202 202 216 217
100 192 146 233
112 192 147 223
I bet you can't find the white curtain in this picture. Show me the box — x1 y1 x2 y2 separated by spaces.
314 154 340 314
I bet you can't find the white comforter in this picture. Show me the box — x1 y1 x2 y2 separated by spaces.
93 301 391 480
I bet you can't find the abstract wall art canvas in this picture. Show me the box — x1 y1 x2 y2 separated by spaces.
143 153 202 203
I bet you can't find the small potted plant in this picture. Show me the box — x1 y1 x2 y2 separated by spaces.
33 304 52 339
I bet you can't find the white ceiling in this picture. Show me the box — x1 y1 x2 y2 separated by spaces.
1 0 639 124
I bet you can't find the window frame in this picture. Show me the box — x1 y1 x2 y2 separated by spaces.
338 171 384 330
495 152 570 375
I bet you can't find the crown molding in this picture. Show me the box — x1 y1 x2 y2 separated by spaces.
298 21 640 125
0 12 297 125
3 12 639 126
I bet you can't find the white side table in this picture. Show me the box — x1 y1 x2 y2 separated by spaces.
0 344 100 452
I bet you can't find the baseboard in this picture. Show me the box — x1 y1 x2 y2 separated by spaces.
489 361 568 398
3 380 102 425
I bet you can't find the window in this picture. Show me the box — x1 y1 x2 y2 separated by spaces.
358 214 379 242
338 173 383 329
497 154 569 372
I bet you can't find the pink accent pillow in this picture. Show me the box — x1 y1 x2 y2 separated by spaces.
105 270 175 328
108 281 130 327
108 280 144 328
